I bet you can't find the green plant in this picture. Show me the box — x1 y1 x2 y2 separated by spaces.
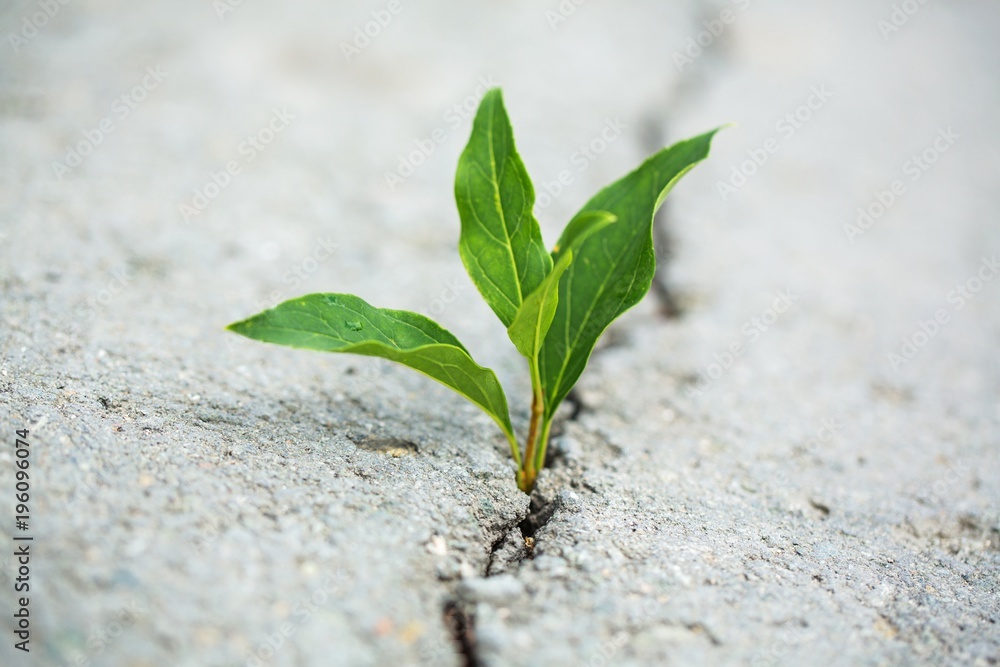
227 89 720 493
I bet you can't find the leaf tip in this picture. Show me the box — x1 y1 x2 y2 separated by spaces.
702 124 733 144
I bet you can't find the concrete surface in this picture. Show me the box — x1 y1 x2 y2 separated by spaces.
1 0 998 665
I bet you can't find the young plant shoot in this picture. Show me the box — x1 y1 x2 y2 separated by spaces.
228 89 720 493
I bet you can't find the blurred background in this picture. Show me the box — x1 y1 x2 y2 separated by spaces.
1 1 998 666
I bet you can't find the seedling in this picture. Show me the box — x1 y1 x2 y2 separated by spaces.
228 89 720 493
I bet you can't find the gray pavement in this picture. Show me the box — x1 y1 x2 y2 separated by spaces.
1 0 998 665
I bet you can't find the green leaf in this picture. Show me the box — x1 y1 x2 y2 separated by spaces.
507 211 617 361
227 293 516 444
455 88 552 328
552 210 617 260
539 129 722 419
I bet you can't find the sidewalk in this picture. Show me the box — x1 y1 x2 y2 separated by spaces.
1 1 997 665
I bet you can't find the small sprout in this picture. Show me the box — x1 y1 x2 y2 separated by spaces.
228 89 721 493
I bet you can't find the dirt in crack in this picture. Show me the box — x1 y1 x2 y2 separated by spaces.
441 466 579 666
485 491 549 575
443 600 481 667
518 492 559 557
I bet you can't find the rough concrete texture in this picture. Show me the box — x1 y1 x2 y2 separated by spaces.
1 0 998 665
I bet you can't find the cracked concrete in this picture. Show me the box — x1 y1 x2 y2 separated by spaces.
2 0 999 665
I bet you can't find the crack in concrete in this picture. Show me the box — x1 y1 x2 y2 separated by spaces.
443 491 561 666
642 3 736 320
443 600 481 667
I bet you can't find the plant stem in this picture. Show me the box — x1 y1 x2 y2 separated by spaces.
533 418 552 475
519 359 545 493
521 392 543 490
